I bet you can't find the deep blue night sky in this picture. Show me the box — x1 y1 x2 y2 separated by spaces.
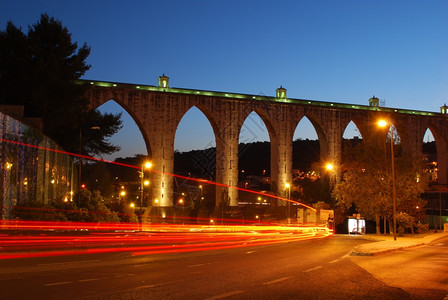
2 0 446 159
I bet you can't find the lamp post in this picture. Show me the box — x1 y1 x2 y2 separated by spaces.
285 183 291 223
140 161 152 225
325 163 335 232
378 120 397 241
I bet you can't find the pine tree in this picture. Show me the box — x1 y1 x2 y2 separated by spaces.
0 14 121 156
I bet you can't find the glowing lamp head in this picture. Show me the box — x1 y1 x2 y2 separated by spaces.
144 162 152 169
144 180 150 186
285 183 290 188
325 163 334 171
378 120 388 128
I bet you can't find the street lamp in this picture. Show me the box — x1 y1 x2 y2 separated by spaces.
325 162 336 232
140 161 152 224
285 183 291 223
378 120 397 241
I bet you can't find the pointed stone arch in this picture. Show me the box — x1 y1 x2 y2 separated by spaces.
341 120 364 173
238 110 273 156
175 104 219 150
298 113 328 167
342 120 363 140
238 109 276 178
238 109 275 138
171 105 219 219
293 115 320 171
423 124 447 184
97 99 152 157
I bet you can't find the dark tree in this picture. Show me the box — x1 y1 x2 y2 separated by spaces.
333 138 429 234
0 14 121 156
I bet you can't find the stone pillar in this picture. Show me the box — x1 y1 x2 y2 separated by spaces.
436 137 448 185
214 103 241 217
141 94 179 220
399 118 424 161
322 112 344 184
272 107 294 205
432 125 448 185
439 105 448 184
149 142 175 216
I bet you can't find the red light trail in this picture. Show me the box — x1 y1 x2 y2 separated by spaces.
0 139 329 260
0 221 331 260
0 138 316 211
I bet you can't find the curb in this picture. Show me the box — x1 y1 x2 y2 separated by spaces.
350 242 425 256
350 234 448 256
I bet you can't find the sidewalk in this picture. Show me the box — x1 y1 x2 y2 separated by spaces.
350 232 448 256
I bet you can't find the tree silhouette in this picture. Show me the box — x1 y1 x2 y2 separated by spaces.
0 14 121 156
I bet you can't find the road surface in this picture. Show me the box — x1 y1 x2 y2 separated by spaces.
0 234 447 299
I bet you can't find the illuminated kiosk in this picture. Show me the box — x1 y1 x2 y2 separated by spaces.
348 214 365 234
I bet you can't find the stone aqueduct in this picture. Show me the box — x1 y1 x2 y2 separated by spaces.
80 75 448 217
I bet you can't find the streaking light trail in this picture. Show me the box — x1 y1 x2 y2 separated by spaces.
0 138 316 211
0 221 331 260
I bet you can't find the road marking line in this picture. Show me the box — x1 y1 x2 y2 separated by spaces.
39 260 100 266
79 278 102 282
329 259 339 264
205 290 244 300
263 276 293 285
135 283 165 290
135 280 178 290
187 264 204 268
304 266 323 273
45 281 72 286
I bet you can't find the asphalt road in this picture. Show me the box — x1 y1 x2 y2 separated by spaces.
352 235 448 299
0 235 447 299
